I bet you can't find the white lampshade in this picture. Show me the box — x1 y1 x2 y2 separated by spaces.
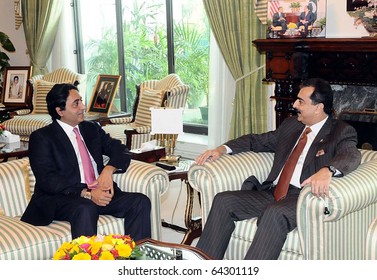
150 108 184 134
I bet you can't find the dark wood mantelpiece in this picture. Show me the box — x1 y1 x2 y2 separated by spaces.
252 38 377 126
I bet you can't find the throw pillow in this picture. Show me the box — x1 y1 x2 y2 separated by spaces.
32 80 57 114
22 161 35 202
134 87 165 127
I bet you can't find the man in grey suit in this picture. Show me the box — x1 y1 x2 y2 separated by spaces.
195 78 361 259
21 83 151 241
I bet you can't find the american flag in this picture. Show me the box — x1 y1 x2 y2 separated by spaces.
269 0 280 18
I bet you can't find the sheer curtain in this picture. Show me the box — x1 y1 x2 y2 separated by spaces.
22 0 63 75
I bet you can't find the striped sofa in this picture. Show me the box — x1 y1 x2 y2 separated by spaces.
2 68 86 141
188 149 377 260
0 158 169 260
102 74 189 150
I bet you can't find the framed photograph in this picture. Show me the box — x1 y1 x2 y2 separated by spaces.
87 74 121 115
266 0 327 39
1 66 32 106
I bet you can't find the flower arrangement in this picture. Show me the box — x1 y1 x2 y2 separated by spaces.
0 124 6 136
53 234 141 260
348 0 377 36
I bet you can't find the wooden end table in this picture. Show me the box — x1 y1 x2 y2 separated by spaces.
159 159 202 246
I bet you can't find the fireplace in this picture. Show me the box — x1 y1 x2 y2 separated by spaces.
253 38 377 150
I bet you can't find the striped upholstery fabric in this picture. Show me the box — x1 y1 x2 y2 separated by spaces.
104 74 189 149
366 217 377 259
0 216 61 260
113 160 169 239
32 80 56 114
2 68 86 141
134 88 165 127
188 149 377 260
0 157 169 259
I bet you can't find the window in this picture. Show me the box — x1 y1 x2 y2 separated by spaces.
74 0 209 134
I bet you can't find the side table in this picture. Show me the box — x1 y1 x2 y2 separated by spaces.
0 141 29 162
159 159 202 246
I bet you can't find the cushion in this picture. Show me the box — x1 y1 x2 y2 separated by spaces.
22 161 35 202
134 87 165 127
32 80 55 114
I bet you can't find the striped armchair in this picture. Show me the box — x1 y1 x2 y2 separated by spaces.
102 74 189 150
2 68 86 141
0 158 169 259
188 149 377 260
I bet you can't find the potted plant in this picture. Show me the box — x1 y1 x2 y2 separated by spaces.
0 31 16 92
289 2 302 13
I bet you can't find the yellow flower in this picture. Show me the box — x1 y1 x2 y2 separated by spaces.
72 252 91 260
99 250 115 260
91 241 102 255
287 22 297 29
116 243 132 258
53 249 67 260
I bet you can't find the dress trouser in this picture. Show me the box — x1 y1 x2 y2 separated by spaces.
196 186 301 260
54 188 151 241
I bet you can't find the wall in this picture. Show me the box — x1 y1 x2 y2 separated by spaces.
0 0 29 66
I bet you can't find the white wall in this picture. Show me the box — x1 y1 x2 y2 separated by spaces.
0 0 29 66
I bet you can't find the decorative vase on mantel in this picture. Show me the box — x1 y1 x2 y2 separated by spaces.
348 0 377 37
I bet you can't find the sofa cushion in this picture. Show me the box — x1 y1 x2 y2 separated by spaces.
1 114 52 139
0 158 30 217
22 161 35 202
32 80 55 114
134 87 165 127
0 216 62 260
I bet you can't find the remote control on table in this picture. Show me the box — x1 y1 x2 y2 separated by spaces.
156 162 176 171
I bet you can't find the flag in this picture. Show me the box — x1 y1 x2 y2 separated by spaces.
269 0 280 18
308 0 318 22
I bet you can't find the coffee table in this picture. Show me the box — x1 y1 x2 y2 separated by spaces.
136 238 210 260
0 141 29 162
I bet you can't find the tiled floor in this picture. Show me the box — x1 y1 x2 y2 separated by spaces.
160 179 200 246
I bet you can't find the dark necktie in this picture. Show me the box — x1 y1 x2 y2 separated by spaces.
73 127 97 189
274 127 312 201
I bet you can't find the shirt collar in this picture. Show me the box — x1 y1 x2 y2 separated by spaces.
308 116 328 137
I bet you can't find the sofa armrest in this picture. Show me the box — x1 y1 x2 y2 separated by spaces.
188 151 274 225
366 217 377 260
113 160 169 240
297 158 377 259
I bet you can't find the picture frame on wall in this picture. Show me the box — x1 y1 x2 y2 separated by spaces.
1 66 32 107
87 74 121 115
266 0 327 39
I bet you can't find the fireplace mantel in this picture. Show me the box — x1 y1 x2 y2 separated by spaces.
252 38 377 126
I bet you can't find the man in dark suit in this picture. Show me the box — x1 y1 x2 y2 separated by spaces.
21 83 151 241
297 5 315 31
195 78 361 259
272 6 287 31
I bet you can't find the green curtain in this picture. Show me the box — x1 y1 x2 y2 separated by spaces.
22 0 63 75
203 0 267 139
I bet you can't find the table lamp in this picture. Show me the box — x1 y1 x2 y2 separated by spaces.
150 107 183 163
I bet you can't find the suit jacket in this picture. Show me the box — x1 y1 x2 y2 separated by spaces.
299 11 315 25
272 12 285 26
225 116 361 185
21 120 131 225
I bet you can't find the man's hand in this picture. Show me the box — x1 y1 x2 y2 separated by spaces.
90 165 116 206
195 146 227 165
301 167 333 198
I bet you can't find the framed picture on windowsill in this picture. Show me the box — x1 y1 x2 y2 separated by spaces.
87 74 121 115
1 66 32 107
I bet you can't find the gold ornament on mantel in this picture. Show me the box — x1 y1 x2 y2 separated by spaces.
14 0 22 30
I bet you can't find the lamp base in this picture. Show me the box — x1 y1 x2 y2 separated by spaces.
159 154 181 163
